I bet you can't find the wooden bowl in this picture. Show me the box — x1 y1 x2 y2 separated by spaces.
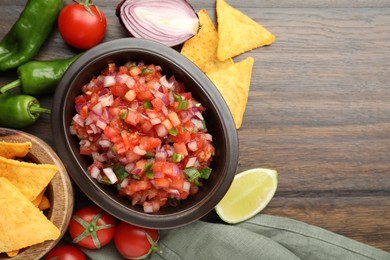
0 128 74 260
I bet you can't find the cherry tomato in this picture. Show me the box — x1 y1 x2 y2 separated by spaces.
45 245 86 260
69 206 116 249
58 0 106 49
114 221 160 259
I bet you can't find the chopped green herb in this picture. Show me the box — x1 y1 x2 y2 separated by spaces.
144 152 155 159
143 101 153 109
145 171 154 179
184 167 201 183
169 127 178 136
178 100 189 110
141 68 153 76
99 178 112 185
173 92 182 102
131 174 140 180
144 162 153 172
200 167 212 179
113 165 129 182
120 112 127 119
172 152 183 162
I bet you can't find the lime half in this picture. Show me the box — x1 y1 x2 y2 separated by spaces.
215 168 278 224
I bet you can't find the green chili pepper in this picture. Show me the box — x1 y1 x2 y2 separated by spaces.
1 54 81 96
0 0 64 71
0 90 50 129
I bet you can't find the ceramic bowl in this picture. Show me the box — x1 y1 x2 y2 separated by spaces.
52 38 238 229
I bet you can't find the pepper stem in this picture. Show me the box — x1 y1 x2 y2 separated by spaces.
0 79 21 94
29 105 51 114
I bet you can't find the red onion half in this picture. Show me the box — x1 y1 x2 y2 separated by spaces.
116 0 199 47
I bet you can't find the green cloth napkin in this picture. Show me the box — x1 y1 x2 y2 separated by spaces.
79 214 390 260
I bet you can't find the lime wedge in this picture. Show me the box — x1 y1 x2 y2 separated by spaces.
215 168 278 224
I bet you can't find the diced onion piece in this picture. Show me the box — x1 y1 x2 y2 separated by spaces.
73 114 85 127
104 76 116 87
187 140 197 152
155 124 168 137
160 75 173 89
125 76 135 88
143 204 154 213
133 145 147 155
92 102 103 115
90 166 101 179
185 157 197 168
183 181 191 193
120 178 129 188
103 167 118 184
116 0 200 47
150 117 162 125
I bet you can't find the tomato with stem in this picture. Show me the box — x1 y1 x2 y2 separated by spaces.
114 221 160 259
69 206 116 249
58 0 106 49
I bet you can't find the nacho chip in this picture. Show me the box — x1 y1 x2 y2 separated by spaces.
6 250 19 257
0 177 60 253
216 0 275 61
206 57 254 128
0 141 32 159
181 9 233 73
0 155 58 201
38 195 51 211
31 188 46 207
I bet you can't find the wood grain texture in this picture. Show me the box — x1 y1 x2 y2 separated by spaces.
0 0 389 253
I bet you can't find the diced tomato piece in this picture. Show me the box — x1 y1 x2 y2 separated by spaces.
141 120 154 133
139 136 161 151
110 84 128 97
170 176 185 190
104 126 120 141
129 66 141 76
154 178 171 188
151 98 164 112
137 90 153 101
126 151 142 163
124 109 140 126
173 142 188 156
124 89 136 101
167 112 181 127
79 142 98 155
130 180 151 192
161 119 173 130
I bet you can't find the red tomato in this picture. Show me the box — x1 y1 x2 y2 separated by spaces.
45 245 86 260
114 221 160 259
69 206 116 249
58 1 106 49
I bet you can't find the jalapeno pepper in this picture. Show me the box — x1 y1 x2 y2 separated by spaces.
1 54 81 96
0 90 50 129
0 0 64 71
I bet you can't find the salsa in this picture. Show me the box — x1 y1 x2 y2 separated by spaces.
70 62 214 213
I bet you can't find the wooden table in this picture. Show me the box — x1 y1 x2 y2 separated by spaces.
1 0 389 253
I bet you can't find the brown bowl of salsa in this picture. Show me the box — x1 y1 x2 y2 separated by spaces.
52 38 238 229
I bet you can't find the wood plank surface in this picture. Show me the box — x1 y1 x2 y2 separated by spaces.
0 0 389 253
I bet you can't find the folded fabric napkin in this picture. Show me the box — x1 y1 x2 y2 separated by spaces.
78 214 390 260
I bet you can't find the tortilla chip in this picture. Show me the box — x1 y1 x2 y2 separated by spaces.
181 9 233 73
0 141 32 159
0 177 60 253
31 188 46 207
6 250 19 257
206 57 254 128
38 195 51 211
0 155 58 201
216 0 275 61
